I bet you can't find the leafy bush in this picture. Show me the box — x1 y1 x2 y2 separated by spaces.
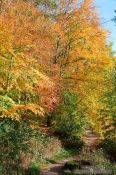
25 166 40 175
51 92 86 138
62 136 85 150
100 139 116 162
79 148 111 166
0 118 62 174
50 92 85 153
42 138 62 159
88 149 109 166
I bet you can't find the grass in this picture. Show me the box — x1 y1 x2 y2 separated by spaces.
27 147 79 174
53 148 79 161
39 148 79 168
29 148 116 175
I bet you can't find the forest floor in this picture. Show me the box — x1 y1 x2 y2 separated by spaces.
40 129 106 175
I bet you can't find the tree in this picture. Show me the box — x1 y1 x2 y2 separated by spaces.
0 0 58 121
51 92 86 137
0 0 115 142
46 0 114 136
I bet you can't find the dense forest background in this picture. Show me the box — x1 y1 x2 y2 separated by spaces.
0 0 115 174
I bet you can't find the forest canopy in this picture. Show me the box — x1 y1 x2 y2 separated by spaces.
0 0 115 174
0 0 115 137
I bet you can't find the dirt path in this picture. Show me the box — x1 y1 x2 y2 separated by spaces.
40 128 100 175
81 128 100 147
40 157 78 175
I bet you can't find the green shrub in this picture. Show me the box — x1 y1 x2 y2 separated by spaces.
100 139 116 162
0 118 62 174
51 92 86 138
80 149 110 166
62 136 85 150
25 166 40 175
42 138 61 159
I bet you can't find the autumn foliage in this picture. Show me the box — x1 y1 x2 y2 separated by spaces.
0 0 115 135
0 1 115 173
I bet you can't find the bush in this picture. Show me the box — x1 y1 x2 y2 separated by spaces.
51 92 86 138
0 118 62 174
25 166 40 175
100 139 116 162
42 138 61 159
62 136 85 150
80 149 110 166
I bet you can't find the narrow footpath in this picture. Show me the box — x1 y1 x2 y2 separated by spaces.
40 128 100 175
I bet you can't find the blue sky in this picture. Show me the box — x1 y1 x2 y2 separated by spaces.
94 0 116 52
